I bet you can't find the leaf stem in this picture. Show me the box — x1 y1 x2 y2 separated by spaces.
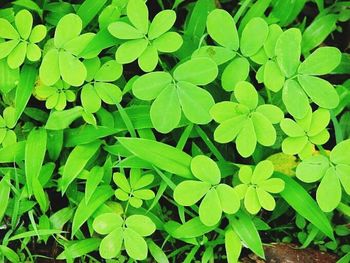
330 110 343 144
195 126 225 162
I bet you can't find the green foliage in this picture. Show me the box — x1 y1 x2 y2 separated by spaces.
235 160 285 214
296 139 350 212
0 1 348 262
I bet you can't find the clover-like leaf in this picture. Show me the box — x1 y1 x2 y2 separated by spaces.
174 180 211 206
298 75 339 109
330 139 350 165
298 47 341 75
99 227 123 259
275 28 302 77
133 71 172 100
221 57 250 91
296 155 330 183
234 81 258 110
191 155 221 185
148 10 176 40
240 17 268 57
199 188 222 226
177 81 214 124
150 84 181 133
206 9 239 51
125 215 156 237
282 79 310 119
93 213 123 235
316 167 341 212
173 57 218 85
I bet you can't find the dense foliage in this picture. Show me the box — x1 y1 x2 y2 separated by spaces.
0 0 349 262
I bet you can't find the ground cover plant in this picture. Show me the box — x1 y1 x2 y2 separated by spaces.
0 0 349 262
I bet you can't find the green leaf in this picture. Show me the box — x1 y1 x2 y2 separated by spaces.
77 0 108 29
213 115 246 144
32 177 48 213
123 228 148 260
206 9 239 50
150 84 181 133
298 75 339 109
133 71 172 100
275 28 301 77
296 155 329 183
81 84 100 113
99 227 123 259
0 245 19 263
80 27 121 59
264 60 284 92
148 240 169 263
316 167 341 212
216 184 240 214
148 10 176 40
244 186 261 214
0 174 11 223
236 119 256 157
280 118 305 137
0 18 19 39
308 108 330 136
59 50 87 87
108 21 143 39
174 180 211 206
173 58 218 85
264 24 283 58
192 46 236 65
282 79 310 119
255 104 283 124
221 57 250 91
56 238 101 260
85 166 105 204
117 137 193 178
45 106 84 130
177 81 214 124
39 49 60 86
298 47 341 75
15 64 37 122
138 45 158 72
152 31 183 52
25 128 47 196
126 215 156 236
7 41 27 69
54 13 82 48
235 81 258 110
0 58 19 93
0 141 25 163
95 60 122 82
251 112 276 146
72 185 114 236
15 9 33 40
274 172 334 240
191 155 220 184
29 25 47 43
228 210 265 259
225 229 242 263
127 0 149 34
256 188 275 211
93 213 123 235
94 82 122 104
330 139 350 165
171 217 215 239
61 140 101 193
199 188 222 226
115 38 148 64
240 17 268 57
301 14 337 54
